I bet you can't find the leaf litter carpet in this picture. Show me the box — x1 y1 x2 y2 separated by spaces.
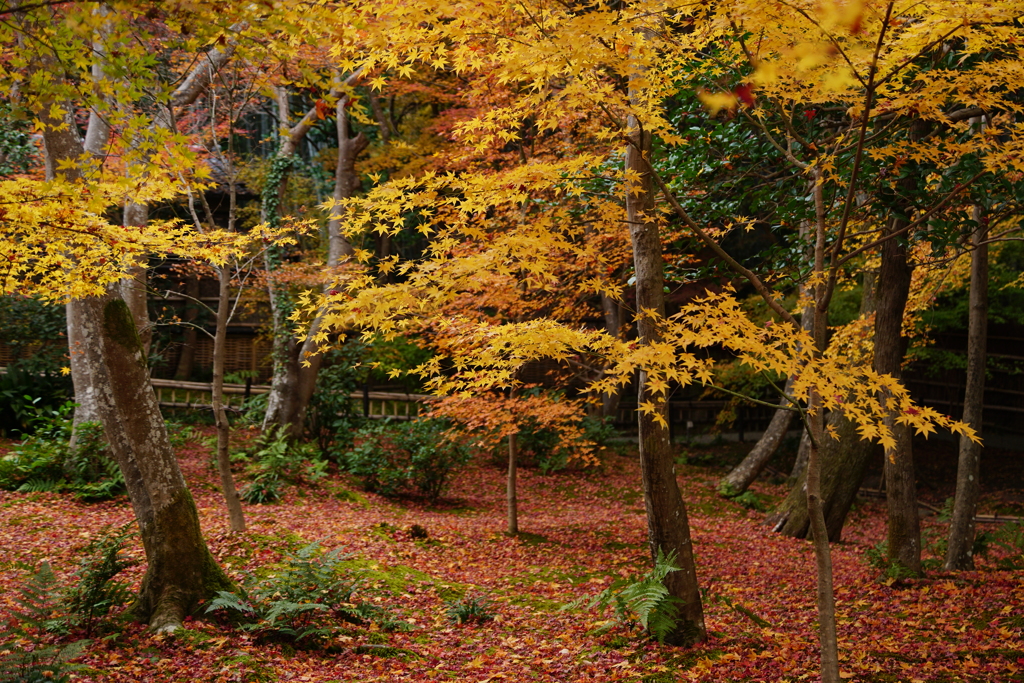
1 436 1021 682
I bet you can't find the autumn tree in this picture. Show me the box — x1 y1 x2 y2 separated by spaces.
0 0 318 630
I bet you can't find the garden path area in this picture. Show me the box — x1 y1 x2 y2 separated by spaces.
1 433 1022 682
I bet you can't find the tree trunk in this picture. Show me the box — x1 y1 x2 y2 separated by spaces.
121 202 151 354
875 218 920 575
39 64 232 633
212 263 246 532
807 171 839 683
77 291 233 631
173 275 200 381
507 432 519 535
626 116 705 647
945 208 987 570
67 299 103 436
787 428 811 486
599 292 624 418
263 84 366 437
766 411 874 541
717 378 796 497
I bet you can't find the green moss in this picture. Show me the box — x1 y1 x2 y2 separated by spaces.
103 299 145 362
352 644 416 658
336 558 436 592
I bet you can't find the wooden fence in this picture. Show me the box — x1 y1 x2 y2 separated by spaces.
151 379 431 419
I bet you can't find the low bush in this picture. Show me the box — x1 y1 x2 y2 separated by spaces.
564 548 684 644
0 526 136 681
206 542 408 647
343 418 469 501
236 426 327 504
445 595 495 625
307 347 364 457
0 406 124 501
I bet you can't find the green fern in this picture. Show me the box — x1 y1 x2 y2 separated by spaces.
1 562 90 683
64 524 137 636
565 548 683 644
206 542 407 647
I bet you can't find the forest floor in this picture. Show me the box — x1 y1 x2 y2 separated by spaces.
1 430 1022 682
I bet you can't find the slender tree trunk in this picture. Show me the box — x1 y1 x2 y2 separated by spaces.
507 432 519 535
212 263 246 532
787 428 811 486
945 208 987 570
68 29 110 439
599 292 624 418
807 172 839 683
718 378 796 496
121 201 151 353
173 275 200 381
626 114 705 647
875 217 920 575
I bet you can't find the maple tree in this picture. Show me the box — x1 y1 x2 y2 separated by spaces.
290 0 1022 676
2 0 1022 676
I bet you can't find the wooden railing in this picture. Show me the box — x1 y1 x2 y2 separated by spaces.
150 378 432 419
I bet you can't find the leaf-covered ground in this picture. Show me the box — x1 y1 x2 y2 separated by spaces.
1 433 1022 682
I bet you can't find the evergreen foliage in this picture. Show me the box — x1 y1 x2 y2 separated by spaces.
566 549 684 644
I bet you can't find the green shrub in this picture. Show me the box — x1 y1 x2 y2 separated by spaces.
500 414 617 474
343 418 470 501
864 540 918 581
731 490 768 512
993 521 1024 569
64 525 137 636
0 366 73 438
564 548 684 644
307 347 364 457
445 595 494 625
0 527 136 681
237 426 327 504
206 542 407 647
0 409 124 501
0 562 89 683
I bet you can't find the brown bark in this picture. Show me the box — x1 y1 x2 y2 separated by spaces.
121 201 151 354
507 432 519 535
945 209 987 570
599 292 625 418
212 262 246 532
263 78 366 437
766 411 874 541
717 380 796 497
787 428 811 486
173 275 200 380
874 217 920 575
626 116 705 646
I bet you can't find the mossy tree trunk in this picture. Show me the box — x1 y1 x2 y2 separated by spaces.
875 201 921 576
40 80 232 634
80 291 234 631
